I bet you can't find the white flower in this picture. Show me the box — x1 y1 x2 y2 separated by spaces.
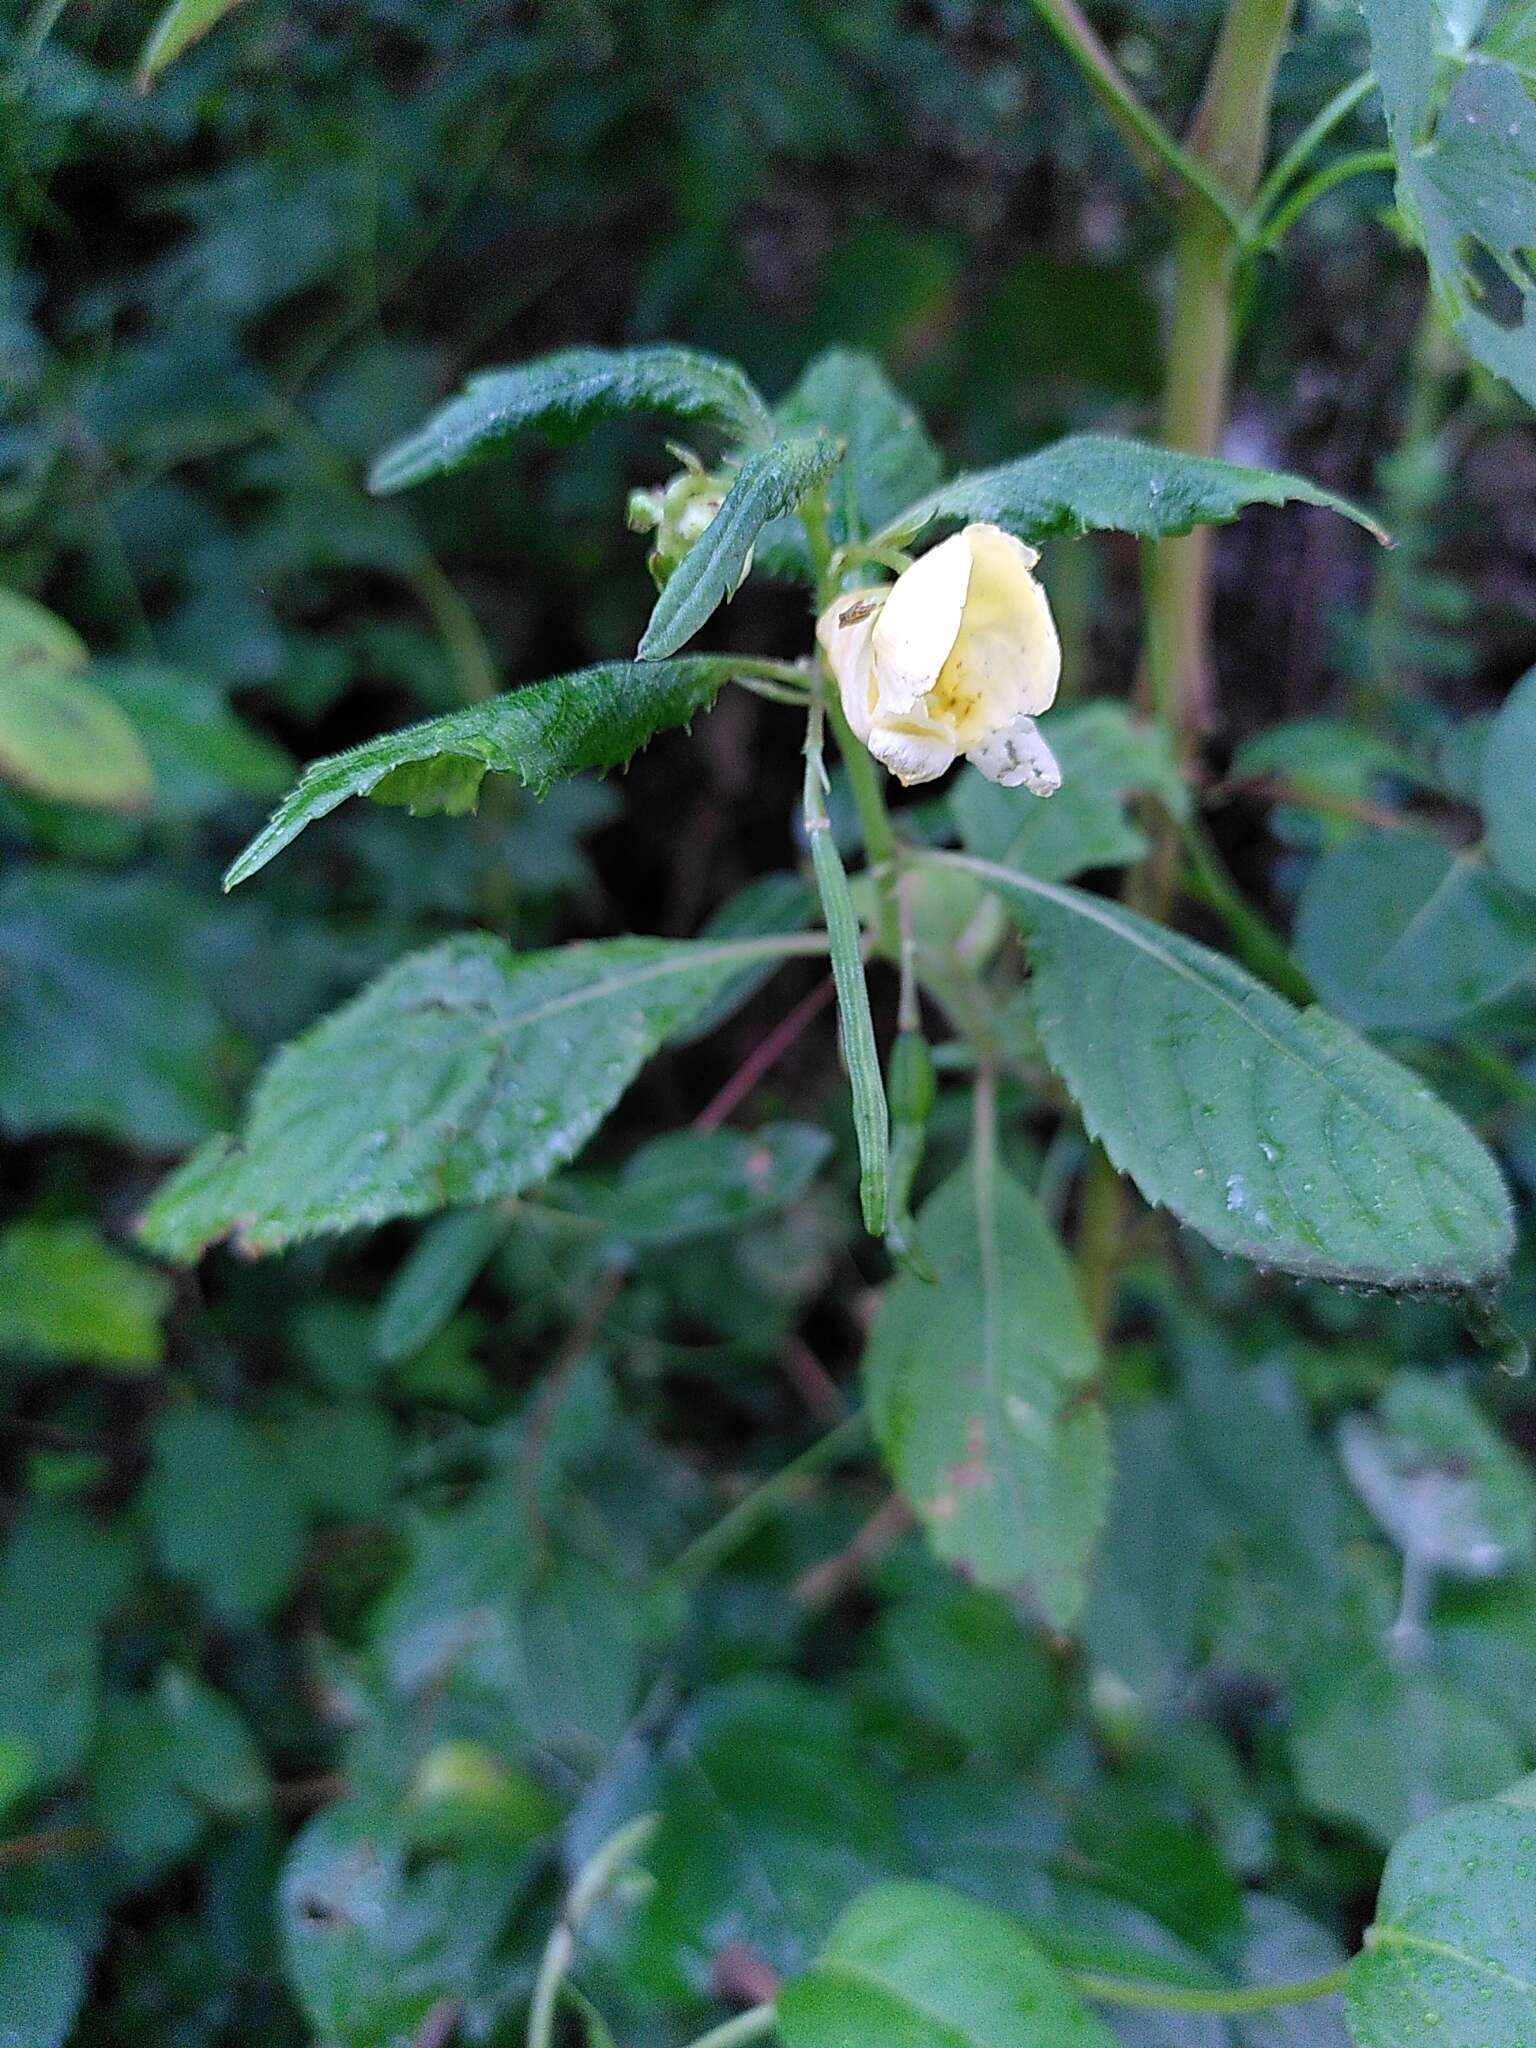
816 522 1062 791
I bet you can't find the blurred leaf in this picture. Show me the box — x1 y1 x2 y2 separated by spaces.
0 870 229 1151
876 436 1387 549
1481 662 1536 891
136 0 250 85
145 1407 309 1622
225 657 740 887
141 931 818 1259
90 1667 267 1874
1346 1773 1536 2042
1066 1793 1245 1953
90 661 291 823
0 1918 86 2048
372 1208 511 1366
777 1881 1118 2048
1339 1372 1536 1579
864 1162 1109 1627
1366 0 1536 405
370 345 773 494
637 435 841 656
629 1677 905 1997
1294 830 1536 1032
759 349 942 572
971 860 1514 1288
952 702 1187 883
0 1220 170 1371
1291 1655 1524 1849
566 1122 832 1248
0 589 153 813
280 1804 521 2046
376 1483 642 1759
879 1584 1062 1760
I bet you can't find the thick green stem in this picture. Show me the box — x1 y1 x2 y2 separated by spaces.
1144 0 1295 742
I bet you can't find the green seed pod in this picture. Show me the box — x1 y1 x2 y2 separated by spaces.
887 1030 936 1127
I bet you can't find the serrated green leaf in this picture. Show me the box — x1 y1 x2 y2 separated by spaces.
1481 662 1536 890
952 700 1186 883
139 930 823 1259
638 436 841 657
369 344 772 493
1294 829 1536 1033
947 854 1514 1289
225 656 738 888
1346 1773 1536 2044
0 589 153 812
1366 0 1536 407
136 0 249 83
0 1220 170 1371
874 434 1386 550
777 1881 1119 2048
864 1163 1108 1626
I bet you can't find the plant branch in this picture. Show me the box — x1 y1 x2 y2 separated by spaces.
1247 70 1377 229
1073 1964 1349 2013
1026 0 1246 231
527 1816 659 2048
658 1411 871 1593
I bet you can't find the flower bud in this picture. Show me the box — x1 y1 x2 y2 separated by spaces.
628 464 740 591
817 522 1062 791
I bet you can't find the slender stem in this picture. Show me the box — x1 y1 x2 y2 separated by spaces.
1026 0 1246 231
805 480 903 959
680 2007 778 2048
1074 1965 1349 2014
1174 810 1315 1002
527 1816 659 2048
1251 148 1395 251
1247 70 1377 228
659 1411 871 1592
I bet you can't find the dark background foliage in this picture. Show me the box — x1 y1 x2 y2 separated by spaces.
3 1 1536 2042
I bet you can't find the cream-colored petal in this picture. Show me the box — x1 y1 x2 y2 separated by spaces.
867 720 958 787
870 528 972 716
967 713 1062 794
815 587 884 745
928 523 1060 749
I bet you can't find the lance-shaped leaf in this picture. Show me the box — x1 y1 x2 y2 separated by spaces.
946 854 1514 1290
874 434 1386 550
369 345 772 494
1365 0 1536 408
140 930 824 1260
864 1163 1109 1626
1347 1774 1536 2045
224 656 737 888
637 437 843 658
136 0 249 84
